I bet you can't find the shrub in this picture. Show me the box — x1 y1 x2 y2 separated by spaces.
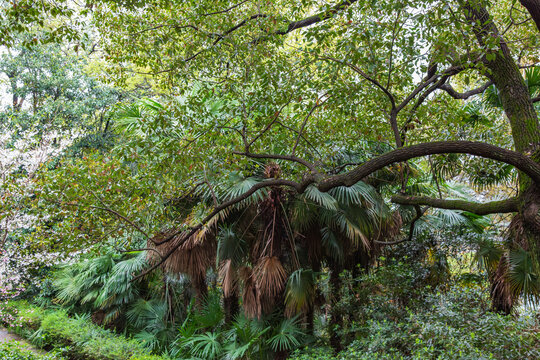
0 341 64 360
290 285 540 360
1 301 169 360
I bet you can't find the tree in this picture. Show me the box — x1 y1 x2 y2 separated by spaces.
5 0 540 314
92 0 540 312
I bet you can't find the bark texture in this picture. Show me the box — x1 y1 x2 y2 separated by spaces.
391 195 519 215
318 141 540 192
520 0 540 32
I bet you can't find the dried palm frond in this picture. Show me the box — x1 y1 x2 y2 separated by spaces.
508 214 528 250
490 254 516 314
219 259 237 297
148 227 216 279
254 256 287 301
239 266 261 318
372 210 403 247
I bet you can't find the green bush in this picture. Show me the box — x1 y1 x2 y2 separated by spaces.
1 301 169 360
0 341 64 360
290 285 540 360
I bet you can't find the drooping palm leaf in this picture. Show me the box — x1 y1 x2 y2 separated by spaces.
284 269 316 316
508 248 540 304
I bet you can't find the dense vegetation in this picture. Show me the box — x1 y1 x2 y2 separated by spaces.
1 0 540 359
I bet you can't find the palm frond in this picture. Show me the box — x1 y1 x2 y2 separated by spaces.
266 316 304 352
219 175 268 208
525 66 540 96
285 269 316 316
289 197 318 232
508 248 540 303
254 256 287 300
303 185 338 211
321 227 344 264
328 181 380 208
183 332 223 360
475 240 503 274
219 259 238 297
217 226 246 265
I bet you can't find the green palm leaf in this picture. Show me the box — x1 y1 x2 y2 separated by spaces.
267 316 304 352
285 269 316 315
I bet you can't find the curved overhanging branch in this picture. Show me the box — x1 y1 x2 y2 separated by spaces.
134 141 540 280
391 194 519 215
317 141 540 191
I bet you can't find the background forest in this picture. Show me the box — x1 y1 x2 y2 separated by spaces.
1 0 540 359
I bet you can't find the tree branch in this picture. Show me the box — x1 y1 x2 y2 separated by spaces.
134 177 309 280
520 0 540 32
292 93 329 156
232 151 320 175
318 141 540 191
439 82 493 99
375 205 425 245
391 195 519 215
90 206 151 239
276 0 359 35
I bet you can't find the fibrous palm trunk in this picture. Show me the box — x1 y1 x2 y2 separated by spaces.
328 261 343 354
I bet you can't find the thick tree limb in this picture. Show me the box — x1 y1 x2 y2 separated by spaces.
439 82 493 99
135 141 540 279
277 0 359 35
318 141 540 191
520 0 540 32
391 195 519 215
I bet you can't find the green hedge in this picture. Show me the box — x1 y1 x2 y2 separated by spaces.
0 341 63 360
0 301 167 360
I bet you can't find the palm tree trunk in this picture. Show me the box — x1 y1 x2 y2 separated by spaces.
328 262 343 354
224 292 239 325
192 273 208 308
490 255 516 314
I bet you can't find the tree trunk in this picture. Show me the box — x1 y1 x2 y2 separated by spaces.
328 262 343 354
192 273 208 308
224 291 239 325
520 0 540 32
490 255 516 314
463 0 540 313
